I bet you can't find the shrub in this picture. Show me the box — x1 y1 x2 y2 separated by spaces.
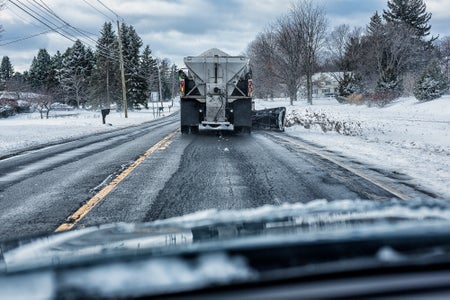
413 60 449 102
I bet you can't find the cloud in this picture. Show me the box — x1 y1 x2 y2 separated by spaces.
423 0 450 37
426 0 450 20
1 0 449 73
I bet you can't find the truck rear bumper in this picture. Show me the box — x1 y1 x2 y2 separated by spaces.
199 121 234 131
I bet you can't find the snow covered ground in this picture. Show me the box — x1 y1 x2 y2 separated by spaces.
1 96 448 198
255 96 450 198
0 102 179 158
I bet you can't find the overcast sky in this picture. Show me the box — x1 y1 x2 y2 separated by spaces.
1 0 450 72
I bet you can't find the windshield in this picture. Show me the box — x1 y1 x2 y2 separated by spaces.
1 0 450 298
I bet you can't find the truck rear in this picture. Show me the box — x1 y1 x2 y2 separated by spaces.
179 48 253 134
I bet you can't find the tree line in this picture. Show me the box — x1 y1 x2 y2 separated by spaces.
1 22 178 112
247 0 449 105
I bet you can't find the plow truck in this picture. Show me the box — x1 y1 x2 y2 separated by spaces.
179 48 253 134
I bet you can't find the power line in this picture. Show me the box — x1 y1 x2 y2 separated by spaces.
5 0 109 58
8 0 77 42
29 0 98 46
5 1 47 31
96 0 122 21
4 0 160 82
80 0 115 22
27 0 93 45
0 27 63 46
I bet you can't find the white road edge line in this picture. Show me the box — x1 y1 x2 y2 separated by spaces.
269 133 410 201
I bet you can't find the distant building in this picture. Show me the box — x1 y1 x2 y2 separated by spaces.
311 73 339 98
299 72 340 99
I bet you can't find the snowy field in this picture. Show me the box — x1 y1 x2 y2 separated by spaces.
255 96 450 198
0 102 179 158
1 96 449 198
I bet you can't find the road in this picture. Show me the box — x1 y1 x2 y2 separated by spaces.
0 113 429 241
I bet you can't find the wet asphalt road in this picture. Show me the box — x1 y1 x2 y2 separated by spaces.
0 113 397 241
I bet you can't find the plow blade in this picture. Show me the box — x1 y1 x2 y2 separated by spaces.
252 107 286 132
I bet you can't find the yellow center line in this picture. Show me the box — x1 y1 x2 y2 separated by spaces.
55 129 179 232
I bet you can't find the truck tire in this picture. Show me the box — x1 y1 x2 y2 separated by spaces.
190 126 199 134
181 126 189 134
181 125 199 134
180 99 199 130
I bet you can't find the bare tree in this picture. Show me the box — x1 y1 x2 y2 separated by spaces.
246 0 327 105
31 92 56 119
248 25 303 105
247 31 282 100
291 0 328 104
327 24 351 70
274 18 304 105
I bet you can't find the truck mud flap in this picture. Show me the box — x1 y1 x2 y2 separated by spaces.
252 107 286 132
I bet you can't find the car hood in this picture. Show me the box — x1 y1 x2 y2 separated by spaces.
2 198 450 298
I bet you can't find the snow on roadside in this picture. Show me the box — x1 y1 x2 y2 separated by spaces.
1 95 448 198
0 103 179 157
255 96 450 198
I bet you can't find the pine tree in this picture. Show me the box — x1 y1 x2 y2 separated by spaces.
139 45 154 108
413 60 449 101
364 12 387 91
159 58 172 101
367 11 385 61
383 0 435 75
379 0 437 95
383 0 434 41
120 23 146 109
50 51 64 101
90 22 120 109
61 40 93 107
28 49 52 92
0 56 14 82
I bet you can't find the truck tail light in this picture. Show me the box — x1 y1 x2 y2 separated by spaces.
248 79 253 97
180 79 185 95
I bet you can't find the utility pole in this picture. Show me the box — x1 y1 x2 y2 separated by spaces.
116 20 128 118
157 59 163 111
171 64 175 108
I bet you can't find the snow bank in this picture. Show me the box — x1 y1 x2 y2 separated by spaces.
0 103 179 157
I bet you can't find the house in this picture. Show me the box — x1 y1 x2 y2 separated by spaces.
311 72 340 98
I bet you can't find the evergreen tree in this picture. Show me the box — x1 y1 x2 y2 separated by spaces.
333 28 367 96
120 23 146 108
90 22 120 109
413 59 448 101
159 58 172 101
28 49 52 92
61 40 93 107
0 56 14 82
367 11 385 70
139 45 155 108
146 47 160 97
50 51 64 101
8 72 28 94
169 63 178 100
383 0 434 41
383 0 435 77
